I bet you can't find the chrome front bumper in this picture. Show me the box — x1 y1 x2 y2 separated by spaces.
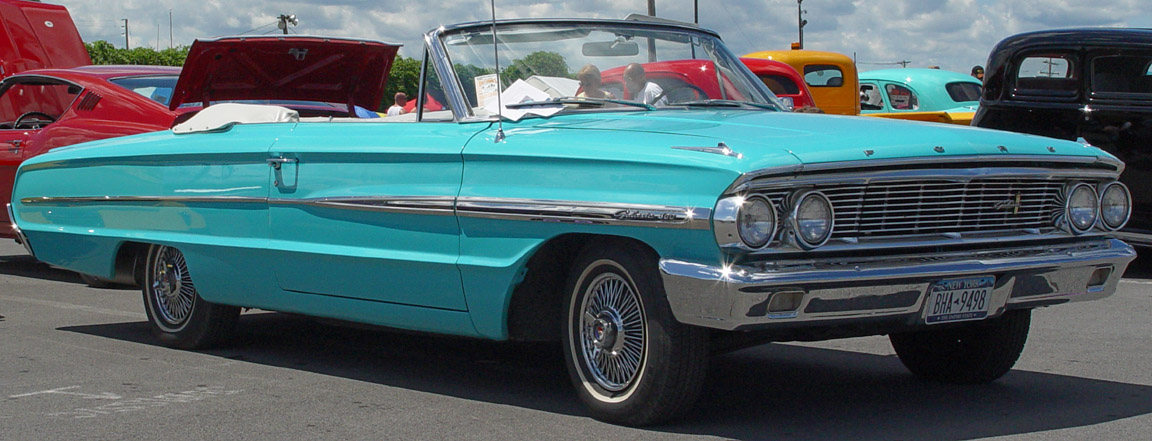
6 203 34 257
660 238 1136 331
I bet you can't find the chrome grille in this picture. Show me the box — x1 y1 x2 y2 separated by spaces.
762 178 1066 239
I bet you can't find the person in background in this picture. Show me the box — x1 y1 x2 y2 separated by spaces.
387 92 408 116
971 65 984 81
624 63 668 106
576 64 615 99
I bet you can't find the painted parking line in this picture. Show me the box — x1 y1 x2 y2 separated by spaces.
0 295 145 319
1120 279 1152 285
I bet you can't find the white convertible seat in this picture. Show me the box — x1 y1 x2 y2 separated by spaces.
172 103 299 134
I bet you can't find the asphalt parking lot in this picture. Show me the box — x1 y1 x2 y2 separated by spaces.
1 239 1149 440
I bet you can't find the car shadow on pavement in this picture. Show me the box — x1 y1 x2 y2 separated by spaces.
0 253 83 284
59 312 1152 440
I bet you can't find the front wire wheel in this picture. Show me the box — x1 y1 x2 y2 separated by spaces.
579 271 647 393
142 244 239 349
563 244 708 426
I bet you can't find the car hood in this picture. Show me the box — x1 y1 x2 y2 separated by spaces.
531 110 1113 171
168 36 399 111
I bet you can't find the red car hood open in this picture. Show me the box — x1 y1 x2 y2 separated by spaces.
169 36 399 111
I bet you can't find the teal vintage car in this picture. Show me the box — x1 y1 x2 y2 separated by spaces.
859 68 983 125
7 18 1137 426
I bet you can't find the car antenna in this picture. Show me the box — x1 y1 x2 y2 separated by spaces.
490 0 505 143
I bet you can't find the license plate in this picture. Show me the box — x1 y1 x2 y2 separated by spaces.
925 276 994 324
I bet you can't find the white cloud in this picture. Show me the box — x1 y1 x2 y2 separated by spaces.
62 0 1150 73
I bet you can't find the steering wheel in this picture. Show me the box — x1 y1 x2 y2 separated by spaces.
652 84 709 105
14 111 56 129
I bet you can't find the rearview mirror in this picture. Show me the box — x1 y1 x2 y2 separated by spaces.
582 40 639 57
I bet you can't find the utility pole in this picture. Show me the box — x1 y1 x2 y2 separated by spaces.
693 0 698 24
647 0 655 16
899 60 911 68
169 9 173 49
797 0 807 49
121 19 129 49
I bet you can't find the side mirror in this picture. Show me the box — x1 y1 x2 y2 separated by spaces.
582 41 640 57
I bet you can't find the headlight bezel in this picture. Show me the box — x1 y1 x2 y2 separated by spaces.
790 190 835 249
1098 181 1131 231
1065 182 1100 234
736 195 777 249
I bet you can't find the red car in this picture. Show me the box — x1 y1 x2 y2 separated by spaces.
0 0 89 79
595 59 814 110
600 59 749 103
740 57 816 110
1 36 397 239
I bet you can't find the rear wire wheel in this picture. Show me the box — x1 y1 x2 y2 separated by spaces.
142 244 239 349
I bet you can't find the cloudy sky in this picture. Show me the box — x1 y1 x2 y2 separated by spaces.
63 0 1150 74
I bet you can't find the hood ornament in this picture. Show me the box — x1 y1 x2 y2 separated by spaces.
672 142 743 159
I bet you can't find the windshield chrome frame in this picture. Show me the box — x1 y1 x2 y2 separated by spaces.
422 18 781 122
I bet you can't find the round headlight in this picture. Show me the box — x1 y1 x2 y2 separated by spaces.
1066 183 1099 233
738 196 776 248
1099 182 1131 230
793 191 834 248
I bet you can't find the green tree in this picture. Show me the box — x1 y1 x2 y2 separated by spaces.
380 55 421 110
502 51 570 84
85 41 189 66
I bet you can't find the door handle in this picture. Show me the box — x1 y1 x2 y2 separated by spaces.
266 157 297 170
7 139 20 154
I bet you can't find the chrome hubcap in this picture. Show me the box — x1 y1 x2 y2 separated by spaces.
151 246 195 327
580 273 645 392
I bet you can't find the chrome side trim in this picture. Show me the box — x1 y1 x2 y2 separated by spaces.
20 196 267 205
457 197 712 229
726 155 1123 195
269 196 456 216
19 195 712 229
7 203 34 258
660 238 1135 331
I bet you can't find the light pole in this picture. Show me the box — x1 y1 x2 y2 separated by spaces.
797 0 807 49
121 19 129 49
277 14 298 35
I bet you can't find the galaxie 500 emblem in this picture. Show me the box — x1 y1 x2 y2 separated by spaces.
992 193 1023 214
613 209 685 222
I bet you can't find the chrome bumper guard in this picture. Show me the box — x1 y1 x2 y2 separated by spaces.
6 203 34 258
660 238 1135 331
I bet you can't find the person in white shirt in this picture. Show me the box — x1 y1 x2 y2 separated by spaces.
624 63 667 106
387 92 408 116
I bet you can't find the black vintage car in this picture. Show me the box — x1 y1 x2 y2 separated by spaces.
974 28 1152 245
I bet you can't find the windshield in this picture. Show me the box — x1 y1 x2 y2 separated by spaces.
110 75 179 106
439 21 781 118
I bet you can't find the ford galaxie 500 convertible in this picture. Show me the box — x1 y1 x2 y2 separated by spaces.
7 18 1137 425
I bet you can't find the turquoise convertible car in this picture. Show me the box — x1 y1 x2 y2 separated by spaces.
7 18 1137 425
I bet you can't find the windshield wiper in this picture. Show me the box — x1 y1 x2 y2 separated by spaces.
505 97 655 111
678 99 780 111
